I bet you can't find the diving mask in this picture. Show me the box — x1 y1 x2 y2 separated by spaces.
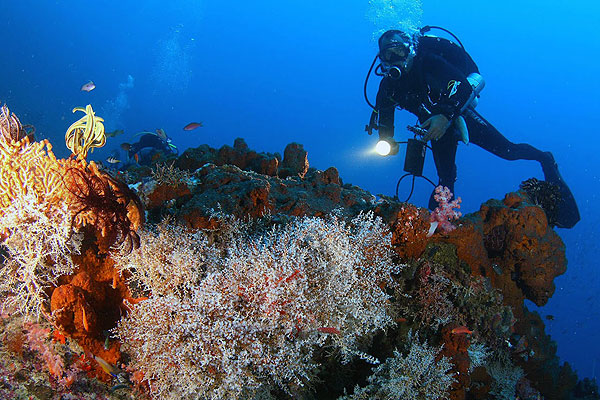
380 44 410 64
379 42 415 79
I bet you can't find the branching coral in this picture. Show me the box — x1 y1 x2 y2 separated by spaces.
151 161 191 187
339 332 455 400
114 212 402 399
487 354 524 400
430 186 462 234
0 192 78 320
112 221 218 298
467 341 490 373
415 263 456 330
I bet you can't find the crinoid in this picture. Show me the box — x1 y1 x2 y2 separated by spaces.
64 163 144 253
0 104 29 143
64 104 106 159
519 177 561 226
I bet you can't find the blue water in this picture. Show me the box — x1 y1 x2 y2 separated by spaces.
1 0 598 381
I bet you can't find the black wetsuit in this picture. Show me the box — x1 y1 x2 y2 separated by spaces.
125 133 176 167
375 36 558 210
128 133 173 157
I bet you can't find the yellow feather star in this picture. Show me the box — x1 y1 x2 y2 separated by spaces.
65 104 106 159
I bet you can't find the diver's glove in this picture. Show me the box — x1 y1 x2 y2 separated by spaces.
421 114 451 142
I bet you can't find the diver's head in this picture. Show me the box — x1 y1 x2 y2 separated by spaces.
378 30 417 79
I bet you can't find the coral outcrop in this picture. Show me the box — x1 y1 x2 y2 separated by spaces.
0 122 596 400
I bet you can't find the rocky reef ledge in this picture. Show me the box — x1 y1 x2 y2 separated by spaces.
3 138 598 400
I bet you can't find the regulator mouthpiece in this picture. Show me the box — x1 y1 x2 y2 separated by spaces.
387 66 402 80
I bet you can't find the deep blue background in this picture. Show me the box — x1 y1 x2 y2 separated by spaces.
1 0 598 380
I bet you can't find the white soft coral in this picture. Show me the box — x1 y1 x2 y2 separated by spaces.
0 192 78 320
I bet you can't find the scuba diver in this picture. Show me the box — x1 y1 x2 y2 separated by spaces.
365 27 580 228
120 129 178 167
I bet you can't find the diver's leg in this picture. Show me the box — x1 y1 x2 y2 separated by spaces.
428 128 458 210
465 109 580 228
465 109 548 161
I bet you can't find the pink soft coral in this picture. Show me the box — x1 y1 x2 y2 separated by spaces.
429 186 462 234
24 322 79 387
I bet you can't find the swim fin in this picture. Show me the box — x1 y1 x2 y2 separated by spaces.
541 152 580 228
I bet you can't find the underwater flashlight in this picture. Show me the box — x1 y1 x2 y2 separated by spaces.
375 139 399 156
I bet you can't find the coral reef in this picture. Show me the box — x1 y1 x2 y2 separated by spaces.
0 116 597 400
113 213 400 399
0 107 142 323
0 106 143 392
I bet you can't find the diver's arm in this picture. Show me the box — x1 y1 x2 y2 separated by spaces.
421 53 473 120
375 78 397 140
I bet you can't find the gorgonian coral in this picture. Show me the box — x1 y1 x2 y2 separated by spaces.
0 138 66 216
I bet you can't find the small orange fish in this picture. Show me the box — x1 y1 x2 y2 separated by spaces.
183 122 203 131
121 296 149 313
111 274 118 290
80 80 96 92
133 153 139 163
396 317 408 323
317 327 340 335
451 326 473 335
128 296 149 304
81 305 90 332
